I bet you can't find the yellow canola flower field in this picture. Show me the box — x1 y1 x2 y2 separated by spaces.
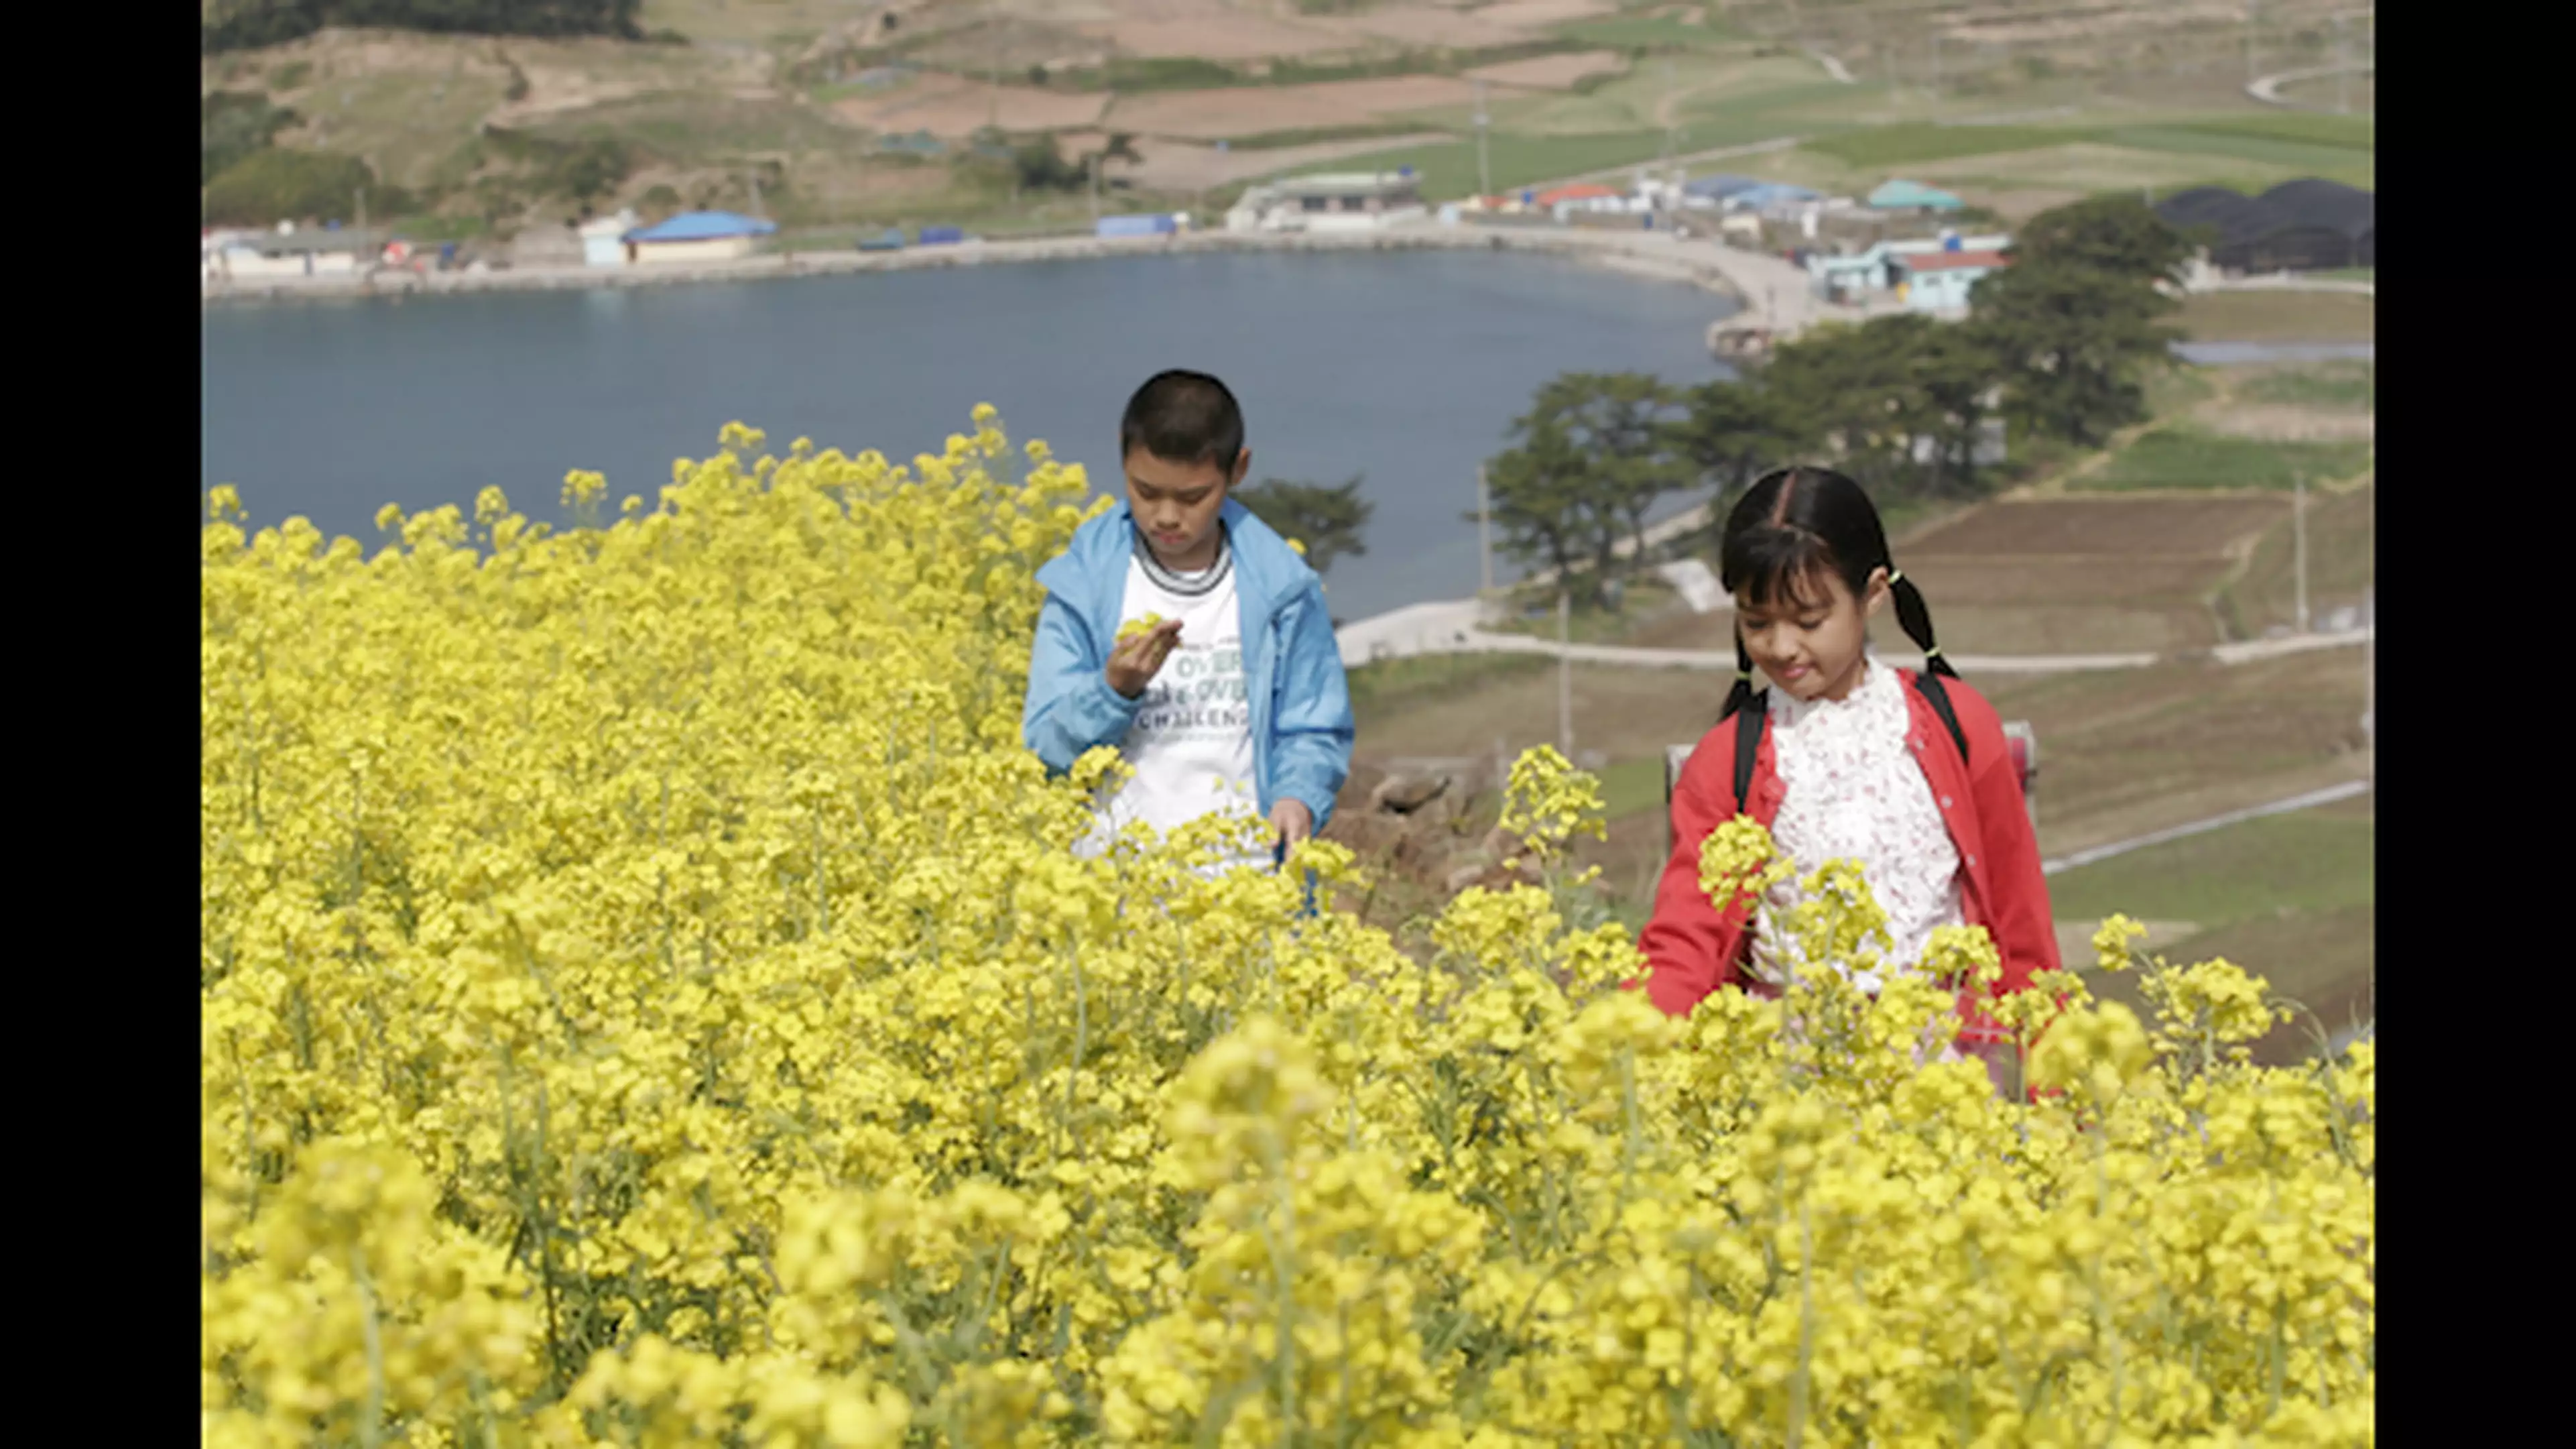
202 412 2373 1448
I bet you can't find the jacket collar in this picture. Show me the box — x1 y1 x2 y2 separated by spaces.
1036 495 1312 634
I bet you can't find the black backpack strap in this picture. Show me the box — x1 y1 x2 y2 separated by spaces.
1912 672 1969 767
1731 691 1768 811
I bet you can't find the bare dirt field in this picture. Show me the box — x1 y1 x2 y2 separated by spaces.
1902 498 2292 559
832 74 1112 137
1623 498 2295 657
1107 74 1483 139
1465 50 1630 91
1940 1 2252 46
1630 593 2225 658
1069 2 1355 60
1978 647 2369 854
1113 131 1456 190
2175 290 2376 343
1473 0 1621 25
1955 186 2089 223
2196 404 2374 443
1911 143 2313 193
1309 6 1546 48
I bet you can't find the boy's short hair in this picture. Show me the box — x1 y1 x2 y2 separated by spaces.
1120 370 1244 470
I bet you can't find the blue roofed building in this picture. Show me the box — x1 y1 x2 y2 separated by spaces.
622 211 778 264
1729 182 1822 215
1684 173 1762 202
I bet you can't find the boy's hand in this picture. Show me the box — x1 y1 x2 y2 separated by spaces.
1270 799 1313 854
1107 617 1183 698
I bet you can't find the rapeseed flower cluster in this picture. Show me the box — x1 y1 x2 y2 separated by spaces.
202 412 2372 1447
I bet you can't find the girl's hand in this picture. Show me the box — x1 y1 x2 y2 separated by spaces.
1107 616 1183 698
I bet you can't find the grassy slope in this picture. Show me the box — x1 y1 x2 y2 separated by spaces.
204 3 2376 233
2176 291 2376 343
2049 795 2374 1065
2080 430 2373 493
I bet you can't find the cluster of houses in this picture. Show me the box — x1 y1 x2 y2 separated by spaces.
1804 232 2016 314
202 209 786 282
201 222 436 280
1209 163 2015 317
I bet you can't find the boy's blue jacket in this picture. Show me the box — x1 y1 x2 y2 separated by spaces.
1024 496 1354 834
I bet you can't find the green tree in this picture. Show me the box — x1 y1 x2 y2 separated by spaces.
1674 377 1808 510
1971 195 2195 447
1009 133 1086 192
1758 318 1926 497
1478 373 1690 607
204 1 644 54
1908 318 2010 498
2013 194 2200 283
1235 476 1371 577
1534 372 1691 581
1758 313 2010 501
1085 132 1143 170
1476 414 1596 605
203 91 300 187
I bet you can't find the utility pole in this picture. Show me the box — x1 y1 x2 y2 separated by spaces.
1477 465 1493 595
1660 56 1675 172
2293 470 2309 633
1557 589 1573 757
2334 15 2349 114
1474 78 1491 199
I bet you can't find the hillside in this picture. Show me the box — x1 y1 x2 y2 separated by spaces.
199 1 2372 244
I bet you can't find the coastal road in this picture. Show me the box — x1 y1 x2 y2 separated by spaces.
2249 61 2374 109
205 219 1831 329
2040 778 2370 877
1335 597 2372 676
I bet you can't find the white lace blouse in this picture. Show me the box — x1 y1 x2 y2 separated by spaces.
1746 652 1966 994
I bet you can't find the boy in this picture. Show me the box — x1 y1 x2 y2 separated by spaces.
1024 369 1353 870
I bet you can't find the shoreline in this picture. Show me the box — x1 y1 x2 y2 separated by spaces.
200 221 1799 329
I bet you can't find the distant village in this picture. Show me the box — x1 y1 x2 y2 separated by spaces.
202 164 2370 318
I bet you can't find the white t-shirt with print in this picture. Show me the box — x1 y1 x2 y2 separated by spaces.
1085 532 1266 871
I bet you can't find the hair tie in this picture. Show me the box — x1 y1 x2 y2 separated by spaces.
1735 669 1753 683
1887 568 1905 586
1923 645 1943 660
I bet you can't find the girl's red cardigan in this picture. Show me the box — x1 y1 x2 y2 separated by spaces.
1632 669 2061 1049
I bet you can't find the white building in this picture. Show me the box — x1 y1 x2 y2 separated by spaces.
580 209 639 268
205 223 388 281
622 210 776 264
1226 172 1425 233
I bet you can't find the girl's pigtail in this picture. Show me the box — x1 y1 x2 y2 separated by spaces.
1719 628 1758 721
1887 568 1959 681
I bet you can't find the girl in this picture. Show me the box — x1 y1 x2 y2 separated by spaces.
1637 466 2058 1088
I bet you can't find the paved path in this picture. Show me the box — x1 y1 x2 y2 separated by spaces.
1338 598 2372 675
206 216 1829 335
2191 274 2374 298
2041 778 2370 876
2249 62 2373 109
